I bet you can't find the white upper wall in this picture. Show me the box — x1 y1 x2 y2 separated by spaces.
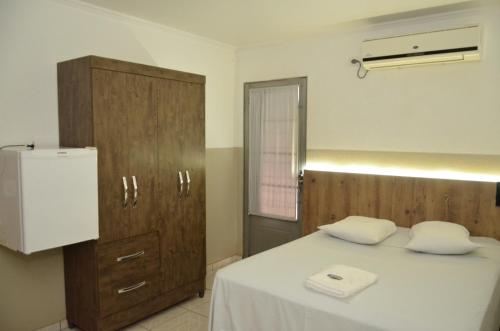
0 0 236 149
78 0 470 47
235 5 500 155
1 1 498 153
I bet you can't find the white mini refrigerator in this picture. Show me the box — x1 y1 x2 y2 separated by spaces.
0 148 99 254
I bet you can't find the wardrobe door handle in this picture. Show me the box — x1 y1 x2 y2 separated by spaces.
178 171 184 198
117 281 146 294
122 177 129 208
116 250 145 262
132 176 138 208
185 170 191 197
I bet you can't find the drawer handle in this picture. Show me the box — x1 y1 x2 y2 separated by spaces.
117 281 146 294
116 250 145 262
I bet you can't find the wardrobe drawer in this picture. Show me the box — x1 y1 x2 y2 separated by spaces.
99 274 161 317
97 232 160 277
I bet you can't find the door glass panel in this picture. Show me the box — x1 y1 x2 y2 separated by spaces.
248 85 300 221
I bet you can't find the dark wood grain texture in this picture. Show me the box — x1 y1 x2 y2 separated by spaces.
302 170 500 240
181 82 206 285
156 79 206 293
92 69 130 243
156 78 186 292
99 275 161 317
58 57 99 331
125 73 159 238
58 56 206 331
63 241 99 331
97 232 159 273
99 279 204 331
57 55 205 84
97 231 161 317
57 57 94 148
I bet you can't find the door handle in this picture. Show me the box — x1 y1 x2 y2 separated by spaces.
122 176 129 208
132 176 138 208
298 170 304 193
185 170 191 197
178 171 184 198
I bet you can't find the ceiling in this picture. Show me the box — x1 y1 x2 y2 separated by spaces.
80 0 474 47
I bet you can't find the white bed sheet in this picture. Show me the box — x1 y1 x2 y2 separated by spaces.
209 228 500 331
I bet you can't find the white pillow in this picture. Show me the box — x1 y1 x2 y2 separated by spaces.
318 216 397 245
405 221 481 255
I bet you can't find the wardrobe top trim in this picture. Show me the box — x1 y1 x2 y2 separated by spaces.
58 56 205 84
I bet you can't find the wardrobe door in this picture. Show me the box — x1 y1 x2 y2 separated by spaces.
181 82 206 284
156 78 185 292
92 69 130 242
126 73 158 237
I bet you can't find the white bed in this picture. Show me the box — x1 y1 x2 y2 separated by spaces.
209 228 500 331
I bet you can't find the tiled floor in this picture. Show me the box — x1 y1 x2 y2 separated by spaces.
60 270 216 331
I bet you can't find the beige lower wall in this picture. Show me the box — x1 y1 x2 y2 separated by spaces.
233 148 244 257
0 147 243 331
0 246 65 331
206 148 243 263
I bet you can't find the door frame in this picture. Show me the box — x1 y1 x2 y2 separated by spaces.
243 77 307 257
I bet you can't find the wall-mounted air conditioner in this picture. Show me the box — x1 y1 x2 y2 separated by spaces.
362 26 481 70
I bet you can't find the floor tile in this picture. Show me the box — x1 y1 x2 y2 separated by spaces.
60 320 69 329
122 324 148 331
150 311 208 331
138 305 188 330
61 324 81 331
181 290 212 317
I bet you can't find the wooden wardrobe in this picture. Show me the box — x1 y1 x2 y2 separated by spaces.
57 56 206 331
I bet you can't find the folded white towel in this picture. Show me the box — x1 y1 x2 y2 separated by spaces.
305 265 378 298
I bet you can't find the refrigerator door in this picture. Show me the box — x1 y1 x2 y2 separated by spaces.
20 149 99 253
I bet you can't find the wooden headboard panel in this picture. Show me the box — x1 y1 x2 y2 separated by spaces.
302 170 500 240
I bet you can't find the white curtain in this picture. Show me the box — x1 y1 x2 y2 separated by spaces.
248 85 299 221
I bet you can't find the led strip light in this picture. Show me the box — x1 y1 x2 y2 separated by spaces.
305 162 500 183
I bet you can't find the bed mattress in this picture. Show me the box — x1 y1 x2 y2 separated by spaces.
209 228 500 331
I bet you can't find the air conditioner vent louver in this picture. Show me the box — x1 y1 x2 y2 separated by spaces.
361 26 480 70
